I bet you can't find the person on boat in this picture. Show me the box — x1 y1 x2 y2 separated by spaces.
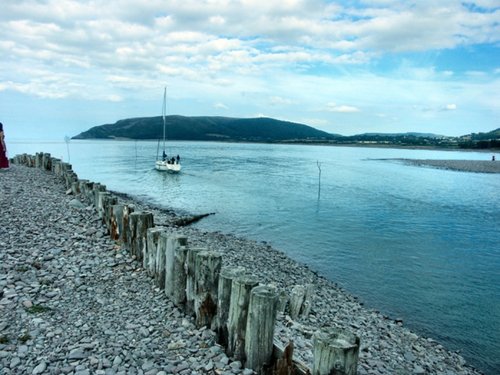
492 155 496 161
162 151 167 161
0 122 9 169
176 155 180 164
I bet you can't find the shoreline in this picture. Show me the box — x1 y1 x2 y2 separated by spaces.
1 164 486 374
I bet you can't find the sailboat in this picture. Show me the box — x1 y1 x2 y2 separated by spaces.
155 87 181 172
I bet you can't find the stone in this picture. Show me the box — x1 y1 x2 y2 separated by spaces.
68 348 87 360
32 361 47 374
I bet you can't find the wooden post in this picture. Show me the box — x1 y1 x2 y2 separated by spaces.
227 274 259 360
82 181 95 204
111 204 125 241
185 247 206 315
171 245 189 307
128 212 154 260
42 153 52 170
312 329 360 375
244 285 279 374
102 195 118 234
289 284 314 320
35 152 43 168
145 227 164 276
71 181 80 195
97 191 110 220
194 250 222 328
216 267 246 347
128 212 140 258
121 205 134 250
165 235 188 299
93 183 106 208
138 212 154 262
155 232 169 289
277 290 289 314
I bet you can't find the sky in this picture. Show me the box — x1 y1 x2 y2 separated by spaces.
1 0 499 140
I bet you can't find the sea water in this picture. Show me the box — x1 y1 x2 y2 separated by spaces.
8 140 500 374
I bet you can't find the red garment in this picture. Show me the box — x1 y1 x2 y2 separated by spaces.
0 133 9 168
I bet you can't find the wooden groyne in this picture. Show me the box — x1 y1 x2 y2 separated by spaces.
12 152 361 375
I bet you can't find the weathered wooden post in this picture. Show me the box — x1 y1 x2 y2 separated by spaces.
77 179 89 197
155 232 169 289
185 247 206 314
110 204 124 241
312 329 360 375
145 227 164 275
227 274 259 360
171 245 189 307
165 235 188 299
82 181 95 204
102 195 118 234
92 183 106 208
50 157 60 173
216 267 246 347
194 250 222 328
35 152 43 168
244 285 279 374
71 181 80 195
137 212 154 262
42 153 52 170
97 191 110 220
289 284 314 320
128 212 154 260
128 212 140 257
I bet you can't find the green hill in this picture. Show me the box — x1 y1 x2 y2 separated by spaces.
72 115 336 142
73 116 499 149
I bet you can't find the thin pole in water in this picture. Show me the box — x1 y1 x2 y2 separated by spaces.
162 87 167 152
317 161 322 200
64 136 71 162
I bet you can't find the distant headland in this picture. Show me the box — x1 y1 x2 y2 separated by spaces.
72 115 500 150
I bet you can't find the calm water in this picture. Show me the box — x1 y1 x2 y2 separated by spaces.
9 140 500 374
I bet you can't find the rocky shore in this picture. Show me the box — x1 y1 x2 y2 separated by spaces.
0 165 484 375
398 159 500 173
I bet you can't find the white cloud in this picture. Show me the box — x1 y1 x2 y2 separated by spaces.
214 102 228 110
326 102 360 113
269 96 294 106
443 104 457 111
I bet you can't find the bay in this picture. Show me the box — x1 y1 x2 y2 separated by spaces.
8 139 500 374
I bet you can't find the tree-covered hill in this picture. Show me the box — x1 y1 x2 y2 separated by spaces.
72 115 337 142
72 116 499 150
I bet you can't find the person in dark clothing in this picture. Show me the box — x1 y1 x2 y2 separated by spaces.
176 155 180 164
0 122 9 169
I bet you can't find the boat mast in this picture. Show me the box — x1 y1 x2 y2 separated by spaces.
162 87 167 152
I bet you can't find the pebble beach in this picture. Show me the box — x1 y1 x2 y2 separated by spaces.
0 164 485 375
398 159 500 173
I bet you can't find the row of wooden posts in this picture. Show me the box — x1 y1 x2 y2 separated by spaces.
12 152 361 375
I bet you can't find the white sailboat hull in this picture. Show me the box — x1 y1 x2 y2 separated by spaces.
155 160 181 173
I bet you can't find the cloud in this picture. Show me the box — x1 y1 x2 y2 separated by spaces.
443 104 457 111
214 102 228 110
326 102 360 113
269 96 294 106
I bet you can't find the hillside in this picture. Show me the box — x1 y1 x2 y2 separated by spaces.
72 116 336 142
73 117 499 150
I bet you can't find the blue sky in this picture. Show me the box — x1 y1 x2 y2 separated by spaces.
1 0 499 140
